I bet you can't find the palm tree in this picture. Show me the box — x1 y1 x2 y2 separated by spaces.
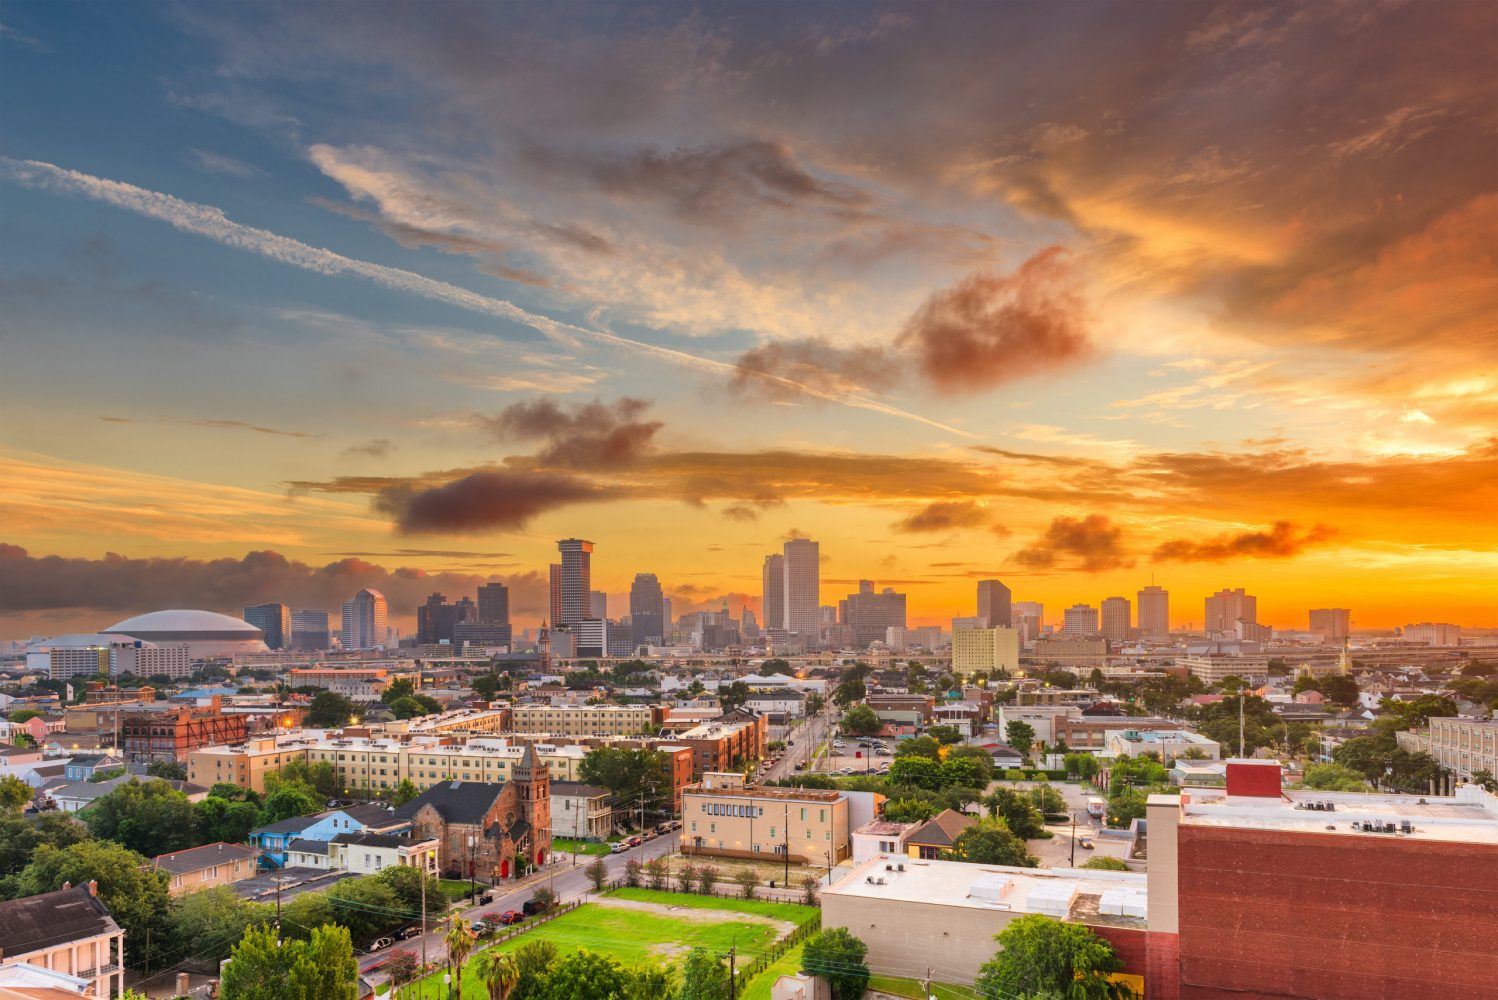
443 915 477 1000
473 948 520 1000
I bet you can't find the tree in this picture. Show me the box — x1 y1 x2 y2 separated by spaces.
1473 769 1498 793
390 779 422 807
221 922 359 1000
975 913 1130 1000
982 788 1047 840
474 948 521 1000
928 724 963 745
801 927 870 1000
0 812 90 876
839 704 881 737
372 864 446 922
804 692 826 716
946 745 995 783
883 798 936 823
1081 856 1131 871
306 691 357 729
168 886 266 967
888 756 944 790
800 873 820 906
510 940 560 1000
1065 752 1100 782
146 759 188 781
444 916 477 1000
734 867 758 899
833 676 866 707
941 755 986 789
381 677 417 704
945 820 1037 867
16 840 172 966
763 658 794 675
719 681 751 711
473 672 503 701
697 865 720 894
1029 784 1068 817
258 784 320 826
677 946 731 1000
389 696 430 720
645 857 668 891
1005 720 1037 757
579 747 669 812
386 950 422 1000
531 887 557 913
1301 763 1368 791
7 708 41 723
540 950 630 1000
586 857 609 891
81 778 198 856
0 774 31 812
894 736 940 759
676 863 699 894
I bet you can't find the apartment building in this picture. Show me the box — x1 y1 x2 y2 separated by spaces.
120 707 248 762
510 703 655 737
1401 716 1498 779
187 736 311 793
682 772 849 864
1055 715 1192 752
1029 635 1110 668
951 626 1020 674
674 710 769 777
1178 653 1271 685
0 883 125 999
150 842 260 896
1106 729 1221 760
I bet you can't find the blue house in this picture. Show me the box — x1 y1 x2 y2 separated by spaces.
249 803 410 868
63 752 125 782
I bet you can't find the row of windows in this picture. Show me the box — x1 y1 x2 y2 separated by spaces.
701 803 763 818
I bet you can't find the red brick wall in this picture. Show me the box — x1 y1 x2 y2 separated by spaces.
1177 825 1498 1000
1145 932 1181 1000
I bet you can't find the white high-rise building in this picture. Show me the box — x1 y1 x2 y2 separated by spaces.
1100 597 1131 642
340 589 388 650
1062 604 1099 635
1403 622 1461 646
557 539 594 625
782 538 821 640
1137 586 1169 638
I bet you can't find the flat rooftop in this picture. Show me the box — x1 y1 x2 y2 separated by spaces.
824 855 1147 929
1164 784 1498 845
685 783 842 802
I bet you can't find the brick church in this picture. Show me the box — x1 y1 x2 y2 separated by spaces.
394 742 552 880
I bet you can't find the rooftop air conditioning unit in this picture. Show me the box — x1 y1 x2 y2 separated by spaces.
897 863 905 872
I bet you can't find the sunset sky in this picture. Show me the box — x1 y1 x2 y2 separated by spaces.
3 2 1496 638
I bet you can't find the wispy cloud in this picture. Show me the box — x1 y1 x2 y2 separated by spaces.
0 156 967 437
189 148 265 179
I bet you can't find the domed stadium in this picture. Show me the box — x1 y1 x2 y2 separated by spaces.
105 609 268 658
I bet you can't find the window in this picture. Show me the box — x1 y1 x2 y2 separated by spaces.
800 808 807 821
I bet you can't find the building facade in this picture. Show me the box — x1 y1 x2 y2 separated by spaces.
976 580 1012 629
556 539 594 626
1138 586 1170 638
1101 597 1132 641
510 703 654 737
151 842 260 896
340 589 389 650
1308 608 1350 643
0 883 125 1000
243 603 291 649
761 555 785 632
1204 588 1257 635
683 773 849 864
839 581 907 647
629 574 665 649
120 708 249 762
1063 604 1100 635
782 538 820 641
952 626 1021 674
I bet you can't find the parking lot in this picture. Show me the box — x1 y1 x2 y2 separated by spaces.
810 736 894 776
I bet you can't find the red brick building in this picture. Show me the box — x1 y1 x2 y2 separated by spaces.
1146 760 1498 1000
119 706 249 762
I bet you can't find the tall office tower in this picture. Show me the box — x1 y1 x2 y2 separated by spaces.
761 554 786 631
548 565 563 625
1309 608 1350 643
1100 596 1131 642
556 539 594 625
1205 588 1257 634
742 608 760 639
662 598 673 636
841 581 908 647
1137 585 1170 638
590 590 609 619
417 592 452 645
1012 601 1044 640
629 573 665 649
243 603 290 649
1062 603 1100 635
477 583 510 625
1403 622 1462 646
290 610 332 651
782 538 820 639
976 580 1012 629
340 588 388 650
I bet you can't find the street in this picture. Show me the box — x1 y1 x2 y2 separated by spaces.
758 705 838 783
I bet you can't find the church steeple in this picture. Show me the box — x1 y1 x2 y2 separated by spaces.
1338 640 1352 676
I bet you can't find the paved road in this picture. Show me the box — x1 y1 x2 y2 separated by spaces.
360 832 681 983
759 706 838 783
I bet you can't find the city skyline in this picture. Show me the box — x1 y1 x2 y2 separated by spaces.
3 4 1496 637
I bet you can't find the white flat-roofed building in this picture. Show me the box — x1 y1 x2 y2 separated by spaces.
821 856 1148 986
850 819 917 862
1105 729 1221 760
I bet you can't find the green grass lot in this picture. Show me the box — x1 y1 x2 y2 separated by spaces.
741 942 805 1000
604 887 819 924
408 902 785 997
550 837 612 857
868 974 981 998
436 878 481 902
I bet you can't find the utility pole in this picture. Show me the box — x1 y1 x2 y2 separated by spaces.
420 868 428 994
728 944 737 1000
1069 813 1077 867
783 803 790 888
1239 688 1246 758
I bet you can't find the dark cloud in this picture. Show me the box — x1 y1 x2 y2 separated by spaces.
192 419 316 439
721 497 785 522
374 470 602 534
1152 521 1338 563
0 543 546 622
527 138 870 221
731 248 1092 399
477 397 662 469
891 500 990 534
897 248 1091 393
1014 514 1133 572
731 338 901 401
343 438 397 459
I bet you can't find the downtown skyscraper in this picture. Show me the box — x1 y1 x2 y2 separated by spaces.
761 554 785 631
782 537 820 639
629 573 665 648
976 580 1012 629
1138 585 1170 638
340 588 388 650
556 538 593 626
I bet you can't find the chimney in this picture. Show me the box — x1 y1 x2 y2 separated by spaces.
177 972 191 996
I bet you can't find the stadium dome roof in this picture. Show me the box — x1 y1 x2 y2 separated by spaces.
106 610 263 635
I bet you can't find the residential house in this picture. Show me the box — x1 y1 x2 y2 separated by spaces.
327 832 440 875
62 754 124 783
47 775 208 814
850 819 917 862
549 781 614 841
150 843 261 896
248 803 409 868
905 809 975 860
0 962 93 998
0 882 124 999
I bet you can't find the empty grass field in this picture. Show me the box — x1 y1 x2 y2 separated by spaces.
603 887 820 924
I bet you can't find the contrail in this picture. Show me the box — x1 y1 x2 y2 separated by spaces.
0 156 972 438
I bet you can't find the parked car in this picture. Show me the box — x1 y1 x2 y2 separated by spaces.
498 910 523 925
1079 835 1095 850
367 937 395 952
656 822 673 835
479 890 496 905
610 840 629 853
668 819 682 830
625 836 642 848
522 899 549 916
396 925 422 940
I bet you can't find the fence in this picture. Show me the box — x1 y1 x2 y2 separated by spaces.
476 899 582 948
605 875 823 908
733 911 823 984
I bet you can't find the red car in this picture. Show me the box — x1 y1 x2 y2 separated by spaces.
498 910 523 925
